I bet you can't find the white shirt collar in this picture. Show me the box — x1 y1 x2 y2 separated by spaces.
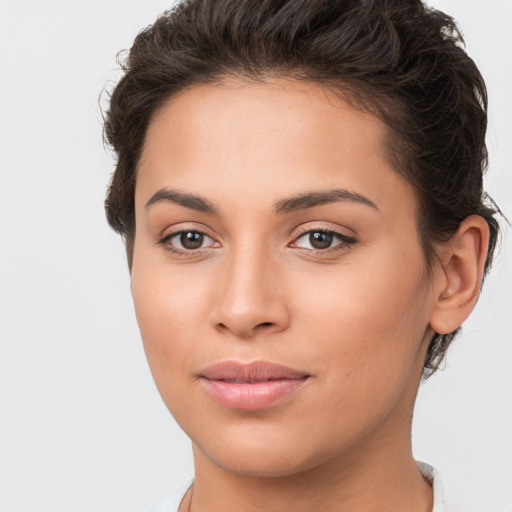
417 460 445 512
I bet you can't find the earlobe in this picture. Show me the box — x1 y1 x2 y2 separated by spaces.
429 215 490 335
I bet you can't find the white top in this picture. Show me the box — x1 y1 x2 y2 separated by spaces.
146 461 444 512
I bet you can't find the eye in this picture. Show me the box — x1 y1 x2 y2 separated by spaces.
291 229 356 252
160 230 218 253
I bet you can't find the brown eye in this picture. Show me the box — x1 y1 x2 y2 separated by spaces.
180 231 204 249
309 231 333 249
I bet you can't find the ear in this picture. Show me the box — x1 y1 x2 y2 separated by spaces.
429 215 490 335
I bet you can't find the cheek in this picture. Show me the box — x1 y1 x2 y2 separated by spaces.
131 266 218 429
130 253 212 384
292 242 431 402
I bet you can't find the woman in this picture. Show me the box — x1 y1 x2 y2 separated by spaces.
103 1 501 511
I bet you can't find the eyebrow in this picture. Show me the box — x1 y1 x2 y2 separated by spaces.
145 189 218 214
273 189 379 214
144 187 378 215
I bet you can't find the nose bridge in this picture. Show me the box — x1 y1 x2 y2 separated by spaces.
212 238 288 337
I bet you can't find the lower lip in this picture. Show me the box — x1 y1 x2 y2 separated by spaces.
200 377 309 410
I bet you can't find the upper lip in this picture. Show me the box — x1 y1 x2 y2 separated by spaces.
199 360 310 381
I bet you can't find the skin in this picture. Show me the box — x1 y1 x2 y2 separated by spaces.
131 77 489 512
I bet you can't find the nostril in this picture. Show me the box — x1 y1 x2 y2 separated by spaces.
215 320 277 338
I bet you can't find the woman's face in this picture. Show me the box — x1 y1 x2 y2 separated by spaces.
132 77 438 477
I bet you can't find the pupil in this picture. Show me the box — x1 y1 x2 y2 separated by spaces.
310 231 332 249
180 231 204 249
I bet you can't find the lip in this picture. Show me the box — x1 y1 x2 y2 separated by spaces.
199 360 311 411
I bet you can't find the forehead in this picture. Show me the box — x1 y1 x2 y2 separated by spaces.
136 77 417 218
141 76 385 170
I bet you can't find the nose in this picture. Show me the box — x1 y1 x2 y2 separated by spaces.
210 245 290 339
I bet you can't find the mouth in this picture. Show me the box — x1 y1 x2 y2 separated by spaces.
199 360 311 411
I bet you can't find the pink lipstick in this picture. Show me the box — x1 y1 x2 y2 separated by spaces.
199 360 310 410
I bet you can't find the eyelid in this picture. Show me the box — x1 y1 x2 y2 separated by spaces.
157 224 221 255
289 226 357 253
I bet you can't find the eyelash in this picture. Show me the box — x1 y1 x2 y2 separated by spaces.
290 228 357 254
158 228 357 257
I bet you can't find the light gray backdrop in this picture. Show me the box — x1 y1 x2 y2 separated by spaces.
0 1 510 511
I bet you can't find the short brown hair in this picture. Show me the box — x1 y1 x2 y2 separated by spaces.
103 0 501 376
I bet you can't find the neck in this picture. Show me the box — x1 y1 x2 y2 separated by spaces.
189 425 433 512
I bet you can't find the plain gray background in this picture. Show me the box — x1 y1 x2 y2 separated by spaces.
0 1 511 511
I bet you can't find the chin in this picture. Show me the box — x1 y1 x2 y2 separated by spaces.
204 445 322 478
189 421 336 479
